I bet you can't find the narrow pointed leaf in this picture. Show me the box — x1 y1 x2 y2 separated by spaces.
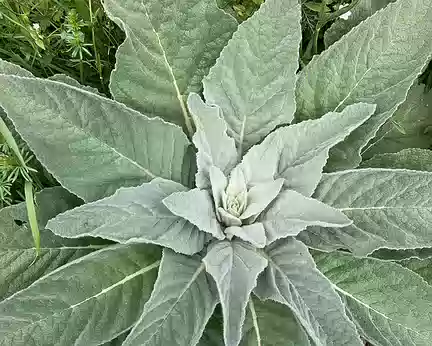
47 179 206 255
240 103 375 196
163 188 225 240
189 93 237 188
103 0 237 129
203 240 268 346
255 238 362 346
0 75 191 201
300 169 432 255
240 299 311 346
0 244 160 346
203 0 302 152
315 251 432 345
124 250 217 346
296 0 432 170
260 189 351 244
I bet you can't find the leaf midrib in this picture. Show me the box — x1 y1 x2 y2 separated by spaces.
0 74 159 182
1 259 160 339
131 262 205 346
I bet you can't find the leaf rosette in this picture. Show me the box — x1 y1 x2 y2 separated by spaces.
1 0 432 345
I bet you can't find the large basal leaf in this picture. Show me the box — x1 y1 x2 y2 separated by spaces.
324 0 395 48
400 257 432 285
0 187 95 300
240 299 311 346
361 148 432 171
203 0 301 152
299 169 432 255
296 0 432 170
47 178 207 255
0 75 191 202
203 240 268 346
314 251 432 345
0 244 161 346
0 59 33 77
240 103 375 196
255 238 362 346
188 93 237 189
371 247 432 261
103 0 237 131
363 84 432 158
124 250 217 346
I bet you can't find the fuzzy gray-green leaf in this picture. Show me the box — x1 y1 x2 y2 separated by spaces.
0 187 94 301
0 244 160 346
163 188 225 240
188 93 237 188
124 250 217 346
203 240 268 346
47 179 206 255
296 0 432 170
240 103 375 196
203 0 302 152
255 238 362 346
103 0 237 130
300 169 432 255
260 189 351 244
315 251 432 345
0 75 191 202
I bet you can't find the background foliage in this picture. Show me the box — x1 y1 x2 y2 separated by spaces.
0 0 431 208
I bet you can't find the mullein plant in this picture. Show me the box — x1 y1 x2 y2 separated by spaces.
0 0 432 345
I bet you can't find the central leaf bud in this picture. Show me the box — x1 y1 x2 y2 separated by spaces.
225 191 247 218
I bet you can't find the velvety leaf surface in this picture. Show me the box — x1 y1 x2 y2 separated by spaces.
364 84 432 158
0 75 191 201
163 188 224 240
361 148 432 171
188 93 237 188
203 0 301 152
0 244 161 346
47 179 207 255
260 189 351 243
296 0 432 170
0 187 92 301
203 240 268 346
299 169 432 255
255 238 362 346
400 257 432 285
324 0 395 47
315 251 432 345
124 250 217 346
240 103 375 196
103 0 237 130
240 299 311 346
